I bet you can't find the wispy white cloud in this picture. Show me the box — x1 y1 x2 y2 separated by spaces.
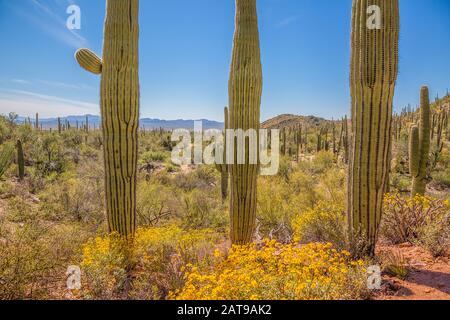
11 79 32 85
8 0 87 48
276 16 298 29
0 89 99 118
38 80 95 91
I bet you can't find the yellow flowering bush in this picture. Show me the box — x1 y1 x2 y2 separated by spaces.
81 225 221 299
292 202 347 249
171 241 368 300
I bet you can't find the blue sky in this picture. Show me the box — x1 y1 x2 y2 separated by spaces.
0 0 449 121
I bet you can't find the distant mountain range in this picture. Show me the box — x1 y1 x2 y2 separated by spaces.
17 115 224 130
15 113 335 131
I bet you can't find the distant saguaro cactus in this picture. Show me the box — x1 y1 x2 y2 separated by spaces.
348 0 399 256
216 107 229 201
410 86 431 196
75 0 140 237
409 124 419 176
17 140 25 180
228 0 263 244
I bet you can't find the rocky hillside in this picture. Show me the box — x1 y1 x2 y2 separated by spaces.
261 114 331 130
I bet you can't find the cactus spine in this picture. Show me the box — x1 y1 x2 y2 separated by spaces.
348 0 399 256
17 140 25 180
228 0 262 244
75 0 140 237
410 86 431 196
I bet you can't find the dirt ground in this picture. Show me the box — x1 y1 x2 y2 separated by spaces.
375 244 450 300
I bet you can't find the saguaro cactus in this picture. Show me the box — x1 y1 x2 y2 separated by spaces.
17 140 25 180
228 0 263 244
216 107 229 201
75 0 140 237
410 86 431 196
57 117 62 134
348 0 399 256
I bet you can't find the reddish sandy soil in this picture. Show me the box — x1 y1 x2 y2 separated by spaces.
374 244 450 300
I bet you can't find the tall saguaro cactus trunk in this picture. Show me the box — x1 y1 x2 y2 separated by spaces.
228 0 263 244
348 0 399 257
410 87 431 196
75 0 139 237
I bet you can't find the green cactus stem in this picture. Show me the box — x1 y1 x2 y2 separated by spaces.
216 107 229 201
411 86 431 196
409 125 419 177
228 0 262 245
17 140 25 180
75 0 140 237
348 0 399 256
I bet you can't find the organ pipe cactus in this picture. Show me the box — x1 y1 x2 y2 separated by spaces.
410 86 431 196
75 0 140 237
228 0 262 244
348 0 399 256
17 140 25 180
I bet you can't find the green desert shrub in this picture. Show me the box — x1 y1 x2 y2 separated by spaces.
174 166 217 192
257 176 293 241
0 218 87 300
378 249 410 280
311 150 335 174
137 181 174 227
413 213 450 257
139 150 168 164
292 202 347 250
38 170 104 224
382 194 450 253
182 189 227 230
432 167 450 188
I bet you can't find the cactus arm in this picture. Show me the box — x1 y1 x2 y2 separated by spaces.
75 48 103 75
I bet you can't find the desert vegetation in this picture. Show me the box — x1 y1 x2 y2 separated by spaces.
0 0 449 301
